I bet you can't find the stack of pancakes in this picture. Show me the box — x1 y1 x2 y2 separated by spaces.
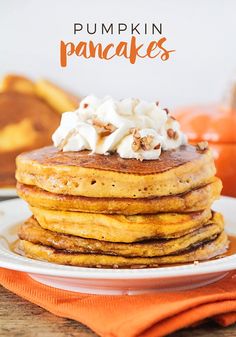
0 74 79 188
15 144 228 268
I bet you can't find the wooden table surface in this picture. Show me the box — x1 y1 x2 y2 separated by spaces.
1 197 236 336
1 285 236 337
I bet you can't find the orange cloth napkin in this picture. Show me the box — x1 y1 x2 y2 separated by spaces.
1 267 236 337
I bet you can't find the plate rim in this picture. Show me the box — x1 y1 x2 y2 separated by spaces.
0 187 17 197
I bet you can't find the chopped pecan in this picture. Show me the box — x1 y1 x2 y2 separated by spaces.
83 103 89 108
131 128 141 139
163 108 169 115
196 141 209 151
101 124 116 137
131 127 159 153
140 135 154 150
167 128 179 140
105 124 116 131
92 118 116 136
132 138 141 152
132 132 155 152
167 128 174 138
131 128 142 151
154 143 161 150
92 118 106 128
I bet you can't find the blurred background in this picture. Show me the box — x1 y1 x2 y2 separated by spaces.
0 0 236 196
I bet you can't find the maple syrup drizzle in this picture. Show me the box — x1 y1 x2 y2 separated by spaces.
0 223 21 252
224 235 236 256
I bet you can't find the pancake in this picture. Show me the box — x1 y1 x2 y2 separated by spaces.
19 214 224 257
17 231 229 268
0 75 79 114
30 206 212 242
0 93 60 149
35 80 79 114
0 74 36 95
17 178 222 214
15 144 216 198
0 92 60 187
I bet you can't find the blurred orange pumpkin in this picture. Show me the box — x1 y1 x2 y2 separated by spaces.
174 87 236 197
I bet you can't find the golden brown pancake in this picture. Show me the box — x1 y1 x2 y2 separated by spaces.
0 93 59 141
17 231 229 268
35 80 79 114
0 75 79 114
0 74 36 95
0 92 60 187
30 206 213 242
17 178 222 214
16 145 216 198
19 214 224 257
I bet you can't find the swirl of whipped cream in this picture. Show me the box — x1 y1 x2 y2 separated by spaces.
52 95 187 160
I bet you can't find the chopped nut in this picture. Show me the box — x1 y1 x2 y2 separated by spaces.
140 135 154 150
156 101 159 106
196 141 209 151
101 123 116 137
154 143 161 150
163 108 170 115
131 128 141 139
132 138 141 152
105 123 116 131
170 115 176 121
83 103 89 108
167 128 179 140
167 128 174 138
132 131 155 152
92 118 116 137
92 118 106 128
131 128 142 152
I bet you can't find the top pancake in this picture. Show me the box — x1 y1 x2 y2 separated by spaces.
17 144 206 174
16 144 216 198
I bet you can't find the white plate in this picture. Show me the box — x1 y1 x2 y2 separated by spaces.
0 188 17 197
0 197 235 295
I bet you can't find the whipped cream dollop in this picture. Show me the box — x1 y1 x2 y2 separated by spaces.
52 95 187 160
